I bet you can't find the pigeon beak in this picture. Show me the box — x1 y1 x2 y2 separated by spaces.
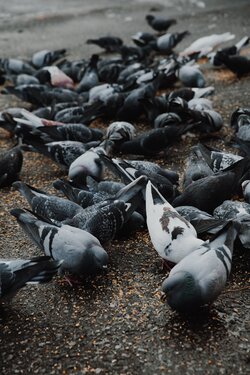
160 291 167 302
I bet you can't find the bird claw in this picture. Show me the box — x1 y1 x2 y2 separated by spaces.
63 275 82 287
161 259 175 272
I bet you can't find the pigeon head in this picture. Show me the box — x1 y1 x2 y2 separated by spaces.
106 121 135 142
86 245 109 274
146 14 154 23
35 69 51 84
162 271 202 312
68 148 105 184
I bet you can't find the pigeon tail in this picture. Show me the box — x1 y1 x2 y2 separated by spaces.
235 36 249 52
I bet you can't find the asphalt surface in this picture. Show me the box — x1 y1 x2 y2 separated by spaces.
0 1 250 374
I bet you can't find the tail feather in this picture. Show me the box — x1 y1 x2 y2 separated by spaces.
1 257 61 299
10 208 45 250
235 36 249 52
53 179 83 202
12 181 37 206
114 175 148 202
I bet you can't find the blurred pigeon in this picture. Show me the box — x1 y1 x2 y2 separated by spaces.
181 32 235 56
168 86 214 101
0 256 61 300
0 145 23 188
77 54 99 92
32 49 67 68
0 58 35 75
209 36 249 66
242 180 250 204
35 66 74 89
145 15 177 33
131 32 156 47
214 52 250 77
21 140 98 169
156 31 190 54
176 65 206 88
86 36 123 52
231 107 250 132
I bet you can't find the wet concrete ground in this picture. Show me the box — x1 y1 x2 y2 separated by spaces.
0 1 250 374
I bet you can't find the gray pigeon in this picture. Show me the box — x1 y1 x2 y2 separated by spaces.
12 181 83 225
0 256 61 300
10 209 108 277
176 64 206 88
68 146 106 185
162 221 239 312
242 180 250 204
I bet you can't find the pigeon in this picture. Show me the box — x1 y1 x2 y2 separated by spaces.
162 221 239 312
100 155 177 202
3 84 80 107
176 65 206 88
35 66 74 89
175 205 225 234
27 123 103 144
68 146 106 186
22 176 147 244
213 200 250 221
31 49 67 68
180 32 235 56
168 86 214 101
10 208 109 277
131 32 156 47
214 52 250 77
231 107 250 132
118 62 144 83
119 123 194 156
54 101 105 124
188 98 213 111
14 109 103 144
86 36 123 52
183 145 213 188
103 121 136 153
0 58 36 75
15 74 40 86
209 36 249 66
145 181 204 264
77 54 99 92
193 143 243 172
156 31 190 54
0 256 61 300
21 140 98 169
172 159 247 214
242 180 250 204
12 181 84 225
213 199 250 249
145 15 177 33
0 145 23 188
154 112 182 128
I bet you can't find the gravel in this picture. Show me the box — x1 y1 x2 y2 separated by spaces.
0 1 249 374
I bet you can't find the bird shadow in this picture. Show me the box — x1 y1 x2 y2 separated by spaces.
162 306 228 347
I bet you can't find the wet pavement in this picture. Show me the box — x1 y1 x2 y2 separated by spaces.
0 1 250 374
